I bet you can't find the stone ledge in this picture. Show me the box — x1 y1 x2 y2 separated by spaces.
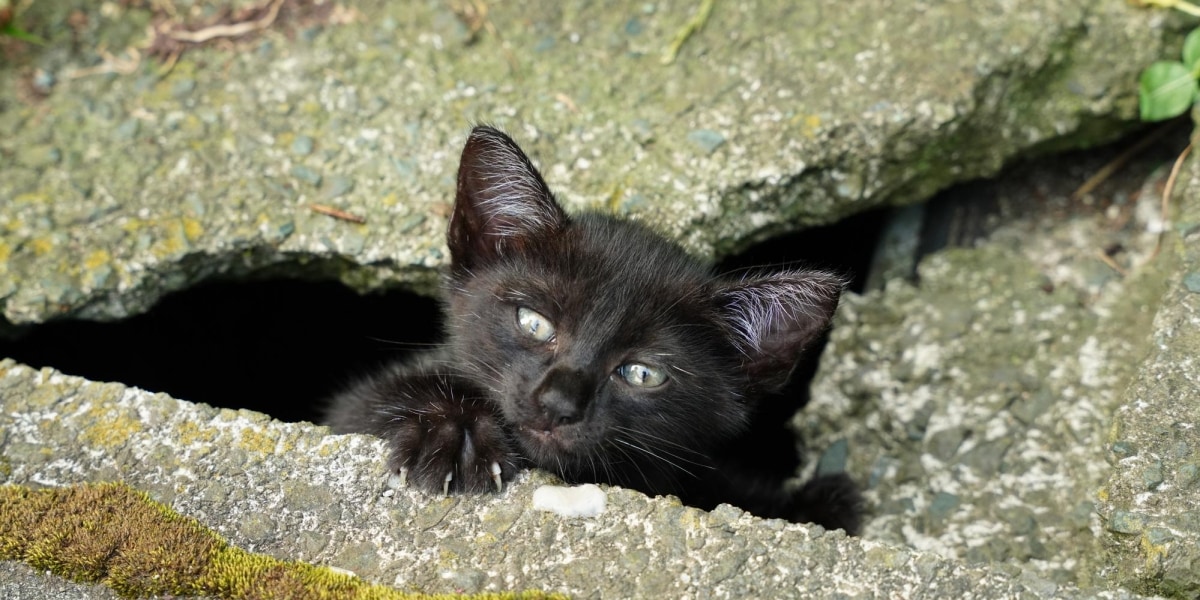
0 360 1152 598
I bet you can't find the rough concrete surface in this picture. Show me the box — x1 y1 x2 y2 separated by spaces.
2 0 1199 598
798 132 1198 596
0 0 1184 327
0 562 125 600
0 359 1161 599
1094 150 1200 598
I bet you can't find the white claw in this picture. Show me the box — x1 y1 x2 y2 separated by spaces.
491 462 503 493
387 468 408 490
443 472 454 496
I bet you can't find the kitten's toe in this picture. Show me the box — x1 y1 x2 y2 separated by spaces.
387 468 408 489
792 473 865 535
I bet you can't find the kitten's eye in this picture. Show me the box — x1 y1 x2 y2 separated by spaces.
616 362 668 388
516 307 556 342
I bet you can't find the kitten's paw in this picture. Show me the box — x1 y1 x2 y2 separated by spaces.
791 473 865 535
378 376 520 495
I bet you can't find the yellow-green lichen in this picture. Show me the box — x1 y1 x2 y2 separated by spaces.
182 216 205 242
29 237 55 256
176 420 220 446
1140 531 1170 569
236 427 285 456
317 437 348 458
80 407 143 450
83 249 111 270
0 482 563 600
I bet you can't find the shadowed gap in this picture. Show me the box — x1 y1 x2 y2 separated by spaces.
0 280 443 424
715 209 888 481
0 210 887 427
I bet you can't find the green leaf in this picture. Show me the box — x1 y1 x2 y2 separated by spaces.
1139 61 1198 121
0 22 44 44
1185 28 1200 72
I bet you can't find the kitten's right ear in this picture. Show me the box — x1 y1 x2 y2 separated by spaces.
714 270 845 392
448 126 568 272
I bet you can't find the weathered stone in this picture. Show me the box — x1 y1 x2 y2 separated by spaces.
0 360 1154 598
1 1 1196 598
1095 152 1200 598
797 137 1178 589
0 0 1185 326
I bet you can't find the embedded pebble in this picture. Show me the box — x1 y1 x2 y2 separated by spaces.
291 165 322 186
532 484 606 518
324 175 356 199
1184 272 1200 293
686 129 726 154
291 135 315 156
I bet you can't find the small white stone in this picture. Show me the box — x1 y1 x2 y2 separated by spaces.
531 484 607 518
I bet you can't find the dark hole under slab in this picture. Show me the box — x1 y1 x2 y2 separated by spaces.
0 209 886 428
0 280 444 424
0 119 1185 498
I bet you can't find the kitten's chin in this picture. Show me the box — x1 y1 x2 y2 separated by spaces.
518 426 581 463
521 426 567 448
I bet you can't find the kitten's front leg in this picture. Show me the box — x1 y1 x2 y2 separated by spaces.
326 364 521 494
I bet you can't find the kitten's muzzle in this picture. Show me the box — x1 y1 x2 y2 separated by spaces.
532 366 593 429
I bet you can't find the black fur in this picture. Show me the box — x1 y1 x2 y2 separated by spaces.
325 126 863 534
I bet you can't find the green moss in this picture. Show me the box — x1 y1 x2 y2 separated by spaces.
0 482 563 600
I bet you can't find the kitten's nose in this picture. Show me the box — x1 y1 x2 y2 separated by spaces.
534 367 591 427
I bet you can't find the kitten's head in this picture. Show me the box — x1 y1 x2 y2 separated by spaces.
444 126 843 489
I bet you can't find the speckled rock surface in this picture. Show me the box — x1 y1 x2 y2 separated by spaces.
1094 152 1200 598
797 132 1193 594
0 360 1159 599
0 562 124 600
0 0 1184 327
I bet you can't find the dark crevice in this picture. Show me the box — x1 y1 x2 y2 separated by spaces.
0 279 442 424
714 209 888 480
716 208 889 294
0 210 889 427
0 118 1182 431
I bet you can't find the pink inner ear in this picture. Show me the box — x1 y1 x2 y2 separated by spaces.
467 140 563 239
717 271 844 377
449 126 568 270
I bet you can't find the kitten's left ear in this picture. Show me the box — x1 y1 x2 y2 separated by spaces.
448 126 568 273
714 270 845 391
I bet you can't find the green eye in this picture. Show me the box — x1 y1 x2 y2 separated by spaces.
517 307 556 342
617 362 668 388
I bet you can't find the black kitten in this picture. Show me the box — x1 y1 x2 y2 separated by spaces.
325 126 863 534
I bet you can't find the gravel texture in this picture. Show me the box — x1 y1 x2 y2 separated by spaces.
798 131 1198 596
0 359 1162 599
2 1 1198 598
1094 148 1200 598
0 0 1184 327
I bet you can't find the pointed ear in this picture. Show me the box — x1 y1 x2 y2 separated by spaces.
714 270 845 391
448 126 568 272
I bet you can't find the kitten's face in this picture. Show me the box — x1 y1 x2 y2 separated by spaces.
443 126 843 489
447 215 752 484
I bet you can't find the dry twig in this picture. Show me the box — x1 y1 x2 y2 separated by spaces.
1134 0 1200 17
168 0 285 43
63 48 142 79
662 0 715 65
309 204 367 224
1095 248 1130 277
1071 122 1176 201
1147 140 1194 261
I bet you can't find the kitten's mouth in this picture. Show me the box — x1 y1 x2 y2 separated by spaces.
520 425 573 452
